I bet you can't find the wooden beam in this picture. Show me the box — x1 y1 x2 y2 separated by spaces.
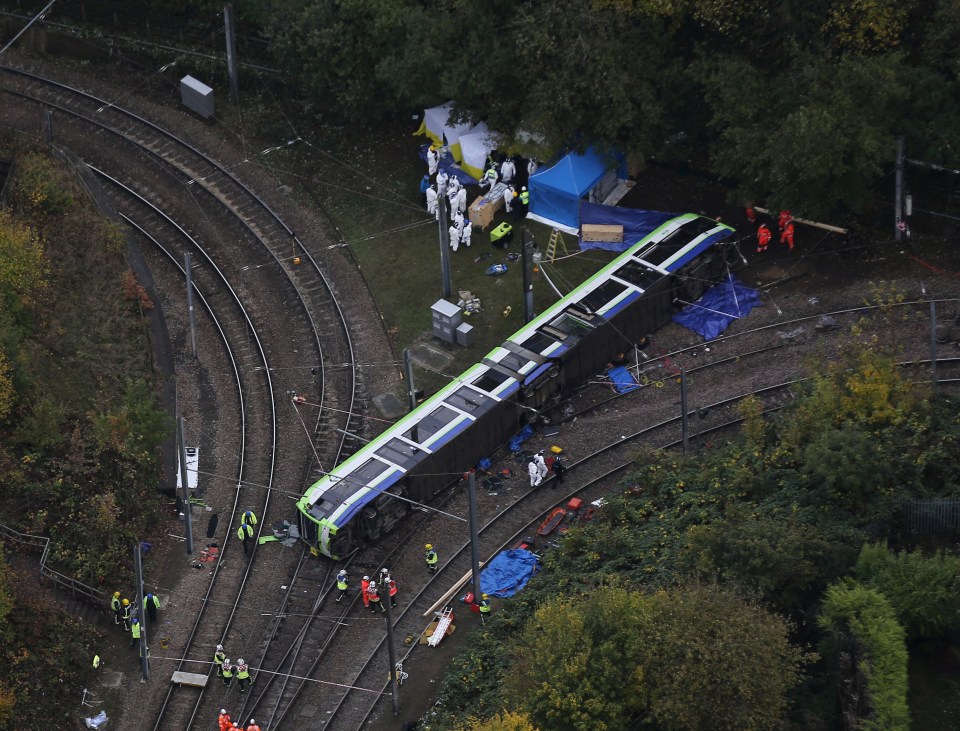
754 207 848 234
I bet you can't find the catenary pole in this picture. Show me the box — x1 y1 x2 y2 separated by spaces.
384 593 399 714
468 472 482 603
680 369 689 454
223 4 239 103
930 300 938 388
184 252 198 359
437 178 452 299
522 231 534 323
895 136 905 242
177 416 194 554
134 542 150 681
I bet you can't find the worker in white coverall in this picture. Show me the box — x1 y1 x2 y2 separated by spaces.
500 158 516 184
461 220 472 248
426 186 438 219
449 224 461 252
527 158 539 178
452 210 465 231
480 165 498 192
534 451 548 481
436 170 449 194
427 146 439 176
455 187 467 215
447 175 461 198
528 459 542 487
502 185 516 213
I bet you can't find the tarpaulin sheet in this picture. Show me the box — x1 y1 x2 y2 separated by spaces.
607 365 640 393
509 424 535 452
672 275 762 340
479 549 540 598
419 144 478 185
579 203 678 252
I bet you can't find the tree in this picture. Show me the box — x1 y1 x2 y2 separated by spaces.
0 212 47 314
506 585 806 731
853 542 960 640
453 711 540 731
819 580 909 731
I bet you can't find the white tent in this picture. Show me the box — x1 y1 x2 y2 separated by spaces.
459 123 498 181
443 117 475 163
417 101 454 146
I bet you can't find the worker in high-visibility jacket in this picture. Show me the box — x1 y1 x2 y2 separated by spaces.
111 591 122 625
361 575 371 608
425 544 438 573
479 594 492 624
130 617 141 649
121 598 132 630
516 186 529 220
780 219 796 250
241 510 257 527
756 223 772 253
143 592 160 624
214 645 227 676
218 709 232 731
222 659 234 687
236 659 251 693
246 719 262 731
237 522 254 557
335 570 349 603
385 575 398 608
480 165 498 192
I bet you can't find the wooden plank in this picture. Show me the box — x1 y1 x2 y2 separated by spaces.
171 671 208 688
753 207 848 234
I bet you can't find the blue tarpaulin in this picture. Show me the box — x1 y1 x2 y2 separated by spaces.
418 144 478 185
672 275 762 340
579 203 679 252
607 365 640 393
479 549 541 598
508 424 535 452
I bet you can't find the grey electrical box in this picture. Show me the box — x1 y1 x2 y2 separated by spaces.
431 299 462 343
456 322 474 347
180 75 214 119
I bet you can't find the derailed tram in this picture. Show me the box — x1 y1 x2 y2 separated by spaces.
297 214 738 559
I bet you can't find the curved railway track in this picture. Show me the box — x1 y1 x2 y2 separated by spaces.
0 65 372 729
88 166 280 729
0 63 360 464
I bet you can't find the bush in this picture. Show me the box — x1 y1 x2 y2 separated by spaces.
819 580 909 731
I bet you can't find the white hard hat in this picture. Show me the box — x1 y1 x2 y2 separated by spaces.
217 644 223 651
221 709 227 714
238 658 244 665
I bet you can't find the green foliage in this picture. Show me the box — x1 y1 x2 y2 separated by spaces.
503 586 806 731
92 379 172 463
0 211 47 315
853 543 960 640
452 711 539 731
9 152 75 216
819 580 910 731
679 504 844 614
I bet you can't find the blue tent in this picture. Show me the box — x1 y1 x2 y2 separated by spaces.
528 148 624 233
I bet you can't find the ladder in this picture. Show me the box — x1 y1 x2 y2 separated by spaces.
428 607 454 647
546 228 568 262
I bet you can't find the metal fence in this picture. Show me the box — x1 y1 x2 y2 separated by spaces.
0 522 107 607
899 498 960 536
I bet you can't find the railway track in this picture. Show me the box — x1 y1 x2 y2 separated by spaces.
0 65 373 729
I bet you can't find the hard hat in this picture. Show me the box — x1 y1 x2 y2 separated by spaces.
249 721 255 725
122 598 129 606
225 659 231 665
221 709 227 715
369 581 377 588
381 567 389 574
363 575 370 581
132 617 139 624
217 644 224 651
425 543 433 549
338 569 346 576
238 658 245 665
113 591 120 598
482 594 489 599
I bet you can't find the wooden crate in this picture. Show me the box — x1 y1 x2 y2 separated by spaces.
469 195 502 230
581 223 623 242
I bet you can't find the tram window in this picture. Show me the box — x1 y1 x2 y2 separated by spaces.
643 218 717 265
375 438 422 469
404 405 459 443
447 386 495 414
347 458 390 485
549 312 594 336
614 261 659 290
498 350 529 372
520 332 556 354
581 280 627 312
474 368 510 393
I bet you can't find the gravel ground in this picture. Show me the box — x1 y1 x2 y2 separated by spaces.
5 42 960 731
